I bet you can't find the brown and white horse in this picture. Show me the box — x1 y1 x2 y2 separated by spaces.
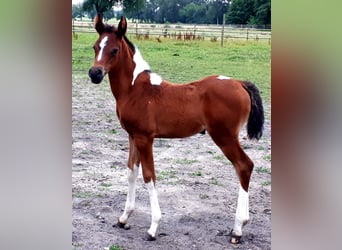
88 14 264 244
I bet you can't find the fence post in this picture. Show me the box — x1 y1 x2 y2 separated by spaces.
135 21 138 38
246 27 249 41
221 14 225 47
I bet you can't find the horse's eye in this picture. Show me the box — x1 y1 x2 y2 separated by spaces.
111 48 119 57
92 45 97 51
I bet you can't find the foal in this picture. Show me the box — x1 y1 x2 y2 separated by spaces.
88 14 264 244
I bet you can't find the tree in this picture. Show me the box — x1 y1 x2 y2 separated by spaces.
72 3 85 20
83 0 115 13
226 0 254 24
254 0 271 25
82 0 144 21
226 0 271 25
82 0 115 20
179 2 207 24
206 0 230 24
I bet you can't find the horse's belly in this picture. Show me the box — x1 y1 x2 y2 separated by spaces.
155 115 204 138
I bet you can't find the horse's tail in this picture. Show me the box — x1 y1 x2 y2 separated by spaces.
242 81 265 140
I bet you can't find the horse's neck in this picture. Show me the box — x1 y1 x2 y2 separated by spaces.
108 47 135 102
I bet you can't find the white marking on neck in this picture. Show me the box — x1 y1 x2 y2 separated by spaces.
150 73 163 85
132 47 150 85
97 36 108 62
217 75 231 80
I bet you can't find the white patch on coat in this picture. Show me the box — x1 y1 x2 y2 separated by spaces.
217 75 231 80
150 73 163 85
119 165 139 224
232 184 249 236
132 47 150 85
97 36 108 61
146 180 161 238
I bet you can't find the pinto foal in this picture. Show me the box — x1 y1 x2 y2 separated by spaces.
88 14 264 244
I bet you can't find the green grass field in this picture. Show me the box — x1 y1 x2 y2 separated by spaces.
72 33 270 101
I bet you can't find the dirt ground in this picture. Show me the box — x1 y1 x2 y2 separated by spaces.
72 78 271 250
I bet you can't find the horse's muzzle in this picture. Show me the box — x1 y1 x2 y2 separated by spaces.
88 66 105 84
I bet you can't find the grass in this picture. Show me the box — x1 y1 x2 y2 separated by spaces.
190 171 203 177
261 181 271 186
72 33 270 101
73 191 94 198
255 166 271 174
158 169 178 180
100 182 112 188
109 245 123 250
263 154 271 162
175 158 198 165
210 177 221 186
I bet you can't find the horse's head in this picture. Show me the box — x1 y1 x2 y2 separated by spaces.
88 14 128 84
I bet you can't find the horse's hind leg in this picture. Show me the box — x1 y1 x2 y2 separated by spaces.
208 131 254 244
118 136 140 228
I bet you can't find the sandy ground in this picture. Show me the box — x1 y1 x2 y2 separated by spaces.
72 78 271 250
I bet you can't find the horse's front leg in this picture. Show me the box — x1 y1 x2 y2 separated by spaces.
118 136 140 228
134 135 161 241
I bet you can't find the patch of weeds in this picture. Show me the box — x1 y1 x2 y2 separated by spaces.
256 167 271 174
73 191 93 198
210 177 221 186
261 181 271 186
241 144 252 149
213 155 230 164
72 243 83 249
79 120 92 125
257 145 265 150
81 150 90 155
199 194 209 199
101 182 112 188
110 164 118 169
158 170 177 180
207 150 214 154
263 154 271 161
190 171 202 177
107 138 115 143
109 129 117 134
109 244 123 250
175 158 198 165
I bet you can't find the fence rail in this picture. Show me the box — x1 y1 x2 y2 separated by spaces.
72 20 271 43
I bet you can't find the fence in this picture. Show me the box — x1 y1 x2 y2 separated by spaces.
72 19 271 44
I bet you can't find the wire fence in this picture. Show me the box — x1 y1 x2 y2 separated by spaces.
72 19 271 43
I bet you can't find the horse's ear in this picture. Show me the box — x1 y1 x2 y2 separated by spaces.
94 13 104 34
117 16 127 37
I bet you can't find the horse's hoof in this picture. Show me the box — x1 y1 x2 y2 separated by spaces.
229 229 242 244
144 233 156 241
117 221 125 228
230 235 242 244
116 221 131 230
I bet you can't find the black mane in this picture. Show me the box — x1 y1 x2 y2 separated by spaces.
123 36 136 53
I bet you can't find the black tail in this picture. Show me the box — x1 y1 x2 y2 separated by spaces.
243 81 264 140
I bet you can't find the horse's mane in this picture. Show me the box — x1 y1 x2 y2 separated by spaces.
123 36 136 53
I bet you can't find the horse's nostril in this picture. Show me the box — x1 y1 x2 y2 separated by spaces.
89 67 103 77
